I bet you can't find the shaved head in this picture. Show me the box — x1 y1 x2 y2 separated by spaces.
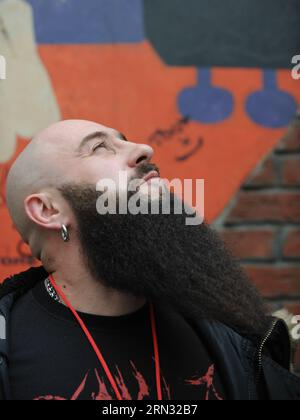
5 119 121 241
5 119 154 251
6 124 61 240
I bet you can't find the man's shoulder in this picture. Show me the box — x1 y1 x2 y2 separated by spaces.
190 317 255 369
190 316 300 400
0 266 47 301
187 316 253 352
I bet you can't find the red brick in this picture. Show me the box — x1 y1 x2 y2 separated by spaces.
283 230 300 258
220 229 274 259
227 193 300 224
284 303 300 317
277 117 300 152
245 157 277 187
282 157 300 186
244 266 300 298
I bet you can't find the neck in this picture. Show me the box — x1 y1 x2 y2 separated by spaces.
43 248 147 317
49 268 147 316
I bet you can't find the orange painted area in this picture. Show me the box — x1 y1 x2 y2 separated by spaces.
0 41 299 279
38 42 299 219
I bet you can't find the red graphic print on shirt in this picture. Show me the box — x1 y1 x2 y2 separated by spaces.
34 363 223 400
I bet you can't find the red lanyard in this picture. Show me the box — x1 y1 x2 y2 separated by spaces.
49 274 163 400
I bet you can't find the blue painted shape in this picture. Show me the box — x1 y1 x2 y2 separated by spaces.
27 0 145 44
246 70 297 128
178 69 234 124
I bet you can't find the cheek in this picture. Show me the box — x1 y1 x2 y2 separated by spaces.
84 159 124 185
86 159 133 204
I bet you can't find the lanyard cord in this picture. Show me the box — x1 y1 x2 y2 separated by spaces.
49 274 163 401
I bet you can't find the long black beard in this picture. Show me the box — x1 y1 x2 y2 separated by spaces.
58 183 269 336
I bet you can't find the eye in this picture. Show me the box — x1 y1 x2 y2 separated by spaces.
92 142 106 152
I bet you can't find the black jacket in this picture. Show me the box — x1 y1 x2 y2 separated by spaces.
1 266 300 400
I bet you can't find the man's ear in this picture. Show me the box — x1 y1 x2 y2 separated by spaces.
24 193 62 231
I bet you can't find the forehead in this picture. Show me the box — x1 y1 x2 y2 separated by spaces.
70 122 118 144
45 121 120 151
37 121 122 177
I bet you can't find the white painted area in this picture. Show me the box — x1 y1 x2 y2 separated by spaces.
0 315 5 340
0 55 6 79
0 0 61 163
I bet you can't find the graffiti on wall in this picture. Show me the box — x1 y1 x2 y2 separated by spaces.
0 0 299 278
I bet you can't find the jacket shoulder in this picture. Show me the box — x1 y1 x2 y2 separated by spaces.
0 266 47 300
193 318 300 400
188 318 255 399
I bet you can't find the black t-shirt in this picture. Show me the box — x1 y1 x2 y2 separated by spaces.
8 280 226 401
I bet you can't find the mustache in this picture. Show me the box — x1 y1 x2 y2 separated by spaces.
134 163 161 181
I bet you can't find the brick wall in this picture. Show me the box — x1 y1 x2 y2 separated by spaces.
215 113 300 374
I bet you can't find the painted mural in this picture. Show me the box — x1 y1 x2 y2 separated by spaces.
0 0 299 279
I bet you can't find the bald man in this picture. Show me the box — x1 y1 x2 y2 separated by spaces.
0 120 300 401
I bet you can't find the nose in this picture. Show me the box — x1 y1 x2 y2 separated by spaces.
127 143 154 168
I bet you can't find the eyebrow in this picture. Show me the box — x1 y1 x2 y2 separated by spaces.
76 130 128 154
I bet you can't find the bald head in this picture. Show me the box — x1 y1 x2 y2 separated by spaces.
5 119 154 261
6 124 59 240
5 119 117 241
